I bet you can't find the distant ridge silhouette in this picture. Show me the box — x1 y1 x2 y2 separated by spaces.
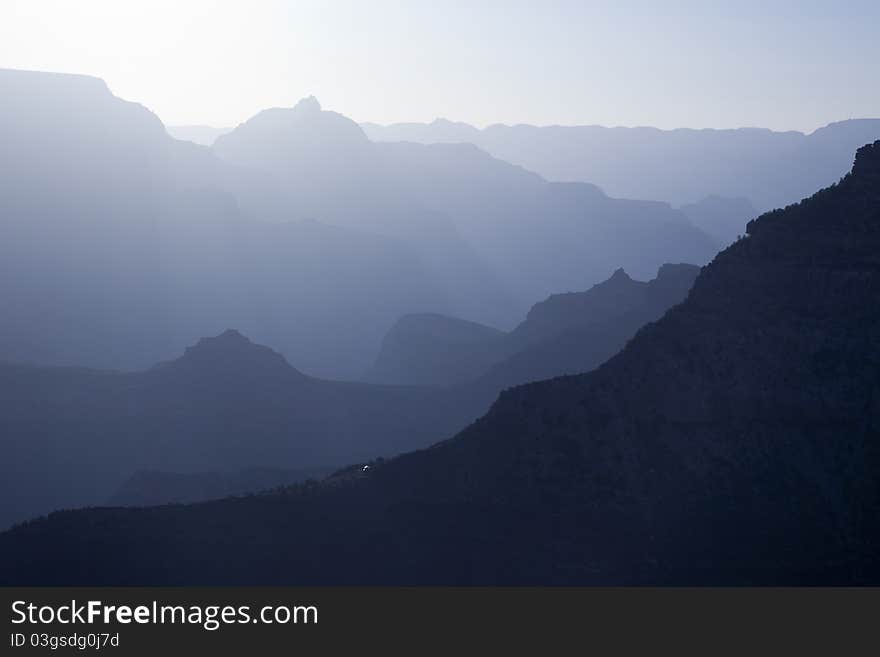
213 93 718 312
364 314 506 385
363 118 880 210
0 261 700 529
2 142 876 585
0 69 463 378
0 329 488 529
0 69 720 377
366 264 701 387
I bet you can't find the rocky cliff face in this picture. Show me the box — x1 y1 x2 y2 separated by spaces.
1 144 878 585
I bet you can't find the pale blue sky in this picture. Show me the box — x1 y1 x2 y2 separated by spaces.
1 0 877 131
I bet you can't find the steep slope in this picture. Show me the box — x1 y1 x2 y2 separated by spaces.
366 265 700 387
2 143 875 585
0 330 488 529
363 118 880 211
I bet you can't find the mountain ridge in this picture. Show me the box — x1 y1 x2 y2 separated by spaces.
0 329 491 529
366 264 701 386
363 117 880 210
2 142 876 584
0 70 467 379
211 93 717 311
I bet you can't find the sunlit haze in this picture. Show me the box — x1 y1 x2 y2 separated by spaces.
1 0 878 131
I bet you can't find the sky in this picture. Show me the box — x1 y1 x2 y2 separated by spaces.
1 0 878 132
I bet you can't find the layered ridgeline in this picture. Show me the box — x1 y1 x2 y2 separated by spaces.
0 266 699 524
0 330 488 529
363 118 880 211
0 69 717 377
213 95 717 311
213 96 517 329
479 263 700 389
2 144 877 585
0 69 451 379
365 264 700 386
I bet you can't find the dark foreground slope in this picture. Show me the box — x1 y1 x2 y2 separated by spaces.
0 330 487 529
2 143 878 585
108 467 333 507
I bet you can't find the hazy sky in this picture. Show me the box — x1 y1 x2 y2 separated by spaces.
1 0 878 131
